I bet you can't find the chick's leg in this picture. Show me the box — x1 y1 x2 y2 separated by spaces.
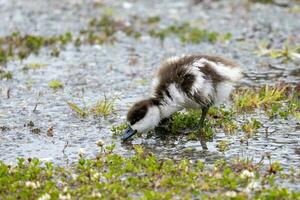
199 106 209 150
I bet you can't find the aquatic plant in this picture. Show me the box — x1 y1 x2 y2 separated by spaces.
23 63 47 71
216 140 230 153
0 68 13 80
209 106 238 134
85 15 141 44
149 22 231 44
233 85 288 112
0 32 74 64
66 101 88 117
0 146 299 199
66 97 117 118
91 97 116 117
0 47 7 63
48 80 64 89
147 16 161 24
241 118 262 138
111 123 128 137
255 42 300 62
249 0 273 3
171 110 200 134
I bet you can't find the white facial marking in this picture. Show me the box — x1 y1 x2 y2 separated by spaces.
131 106 160 132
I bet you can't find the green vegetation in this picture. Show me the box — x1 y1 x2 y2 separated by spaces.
0 32 73 64
255 42 300 62
48 80 64 89
250 0 273 3
84 14 142 45
216 140 230 153
234 85 290 111
25 121 41 135
111 123 128 138
23 63 47 71
241 118 262 138
66 101 88 118
91 97 116 118
0 146 299 200
0 68 12 80
0 13 233 64
147 16 161 24
170 110 214 140
149 22 229 44
66 97 116 118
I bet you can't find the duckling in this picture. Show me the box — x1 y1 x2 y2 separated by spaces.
122 55 243 149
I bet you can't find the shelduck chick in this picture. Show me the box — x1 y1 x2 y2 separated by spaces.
122 55 243 149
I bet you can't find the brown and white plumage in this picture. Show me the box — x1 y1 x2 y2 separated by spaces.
123 54 243 143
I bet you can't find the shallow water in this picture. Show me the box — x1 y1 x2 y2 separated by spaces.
0 0 300 188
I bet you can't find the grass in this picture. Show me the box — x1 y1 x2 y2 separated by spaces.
0 146 299 200
233 85 289 112
216 140 230 153
111 123 128 138
255 42 300 62
149 22 229 44
85 14 141 44
0 14 233 64
48 80 64 89
147 16 161 24
66 97 116 118
234 85 300 119
90 97 116 118
66 101 88 118
23 63 47 71
0 68 13 80
249 0 273 3
0 32 74 64
241 118 262 138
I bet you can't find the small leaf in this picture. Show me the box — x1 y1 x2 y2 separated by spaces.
66 101 88 117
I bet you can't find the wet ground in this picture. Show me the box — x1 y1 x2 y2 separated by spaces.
0 0 300 187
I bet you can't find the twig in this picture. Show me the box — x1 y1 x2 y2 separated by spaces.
7 88 10 99
62 141 69 154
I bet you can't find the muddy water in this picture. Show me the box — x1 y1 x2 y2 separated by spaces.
0 0 299 185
